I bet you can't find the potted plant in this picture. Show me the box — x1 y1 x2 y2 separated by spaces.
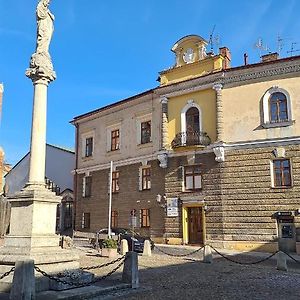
101 238 118 258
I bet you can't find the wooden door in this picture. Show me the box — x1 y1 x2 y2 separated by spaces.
188 207 203 244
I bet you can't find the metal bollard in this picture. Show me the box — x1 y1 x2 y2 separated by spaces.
122 251 139 289
142 240 152 257
203 245 213 263
10 260 35 300
120 239 129 255
277 251 288 271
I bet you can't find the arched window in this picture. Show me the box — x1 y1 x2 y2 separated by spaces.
262 87 292 127
186 107 200 133
269 92 288 123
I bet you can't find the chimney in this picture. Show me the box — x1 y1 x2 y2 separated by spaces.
244 53 248 65
261 52 279 63
219 47 231 69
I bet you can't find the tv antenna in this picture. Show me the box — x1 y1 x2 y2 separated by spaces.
254 37 269 57
208 25 217 54
277 34 284 57
287 42 300 57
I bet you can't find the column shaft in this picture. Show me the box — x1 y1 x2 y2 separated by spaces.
28 82 48 185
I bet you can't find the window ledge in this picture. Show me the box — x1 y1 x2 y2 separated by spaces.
106 149 121 156
82 155 94 161
270 186 293 190
262 120 294 129
181 189 203 193
137 142 153 149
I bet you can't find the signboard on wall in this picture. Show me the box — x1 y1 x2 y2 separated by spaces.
167 198 179 217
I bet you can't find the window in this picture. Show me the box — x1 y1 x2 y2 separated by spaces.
269 92 288 123
273 159 292 187
81 131 94 158
111 129 120 151
83 176 92 197
141 121 151 144
112 171 120 193
184 165 202 191
142 167 151 190
262 87 292 127
111 210 118 228
85 137 93 157
82 213 90 229
140 209 150 228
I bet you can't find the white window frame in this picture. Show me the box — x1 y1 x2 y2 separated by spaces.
138 164 151 191
181 100 202 144
136 113 152 145
262 87 292 126
81 131 95 158
106 123 121 152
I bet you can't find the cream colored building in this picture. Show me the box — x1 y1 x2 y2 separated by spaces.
73 34 300 253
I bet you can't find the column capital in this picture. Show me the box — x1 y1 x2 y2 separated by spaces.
160 96 168 104
213 83 223 92
26 52 56 85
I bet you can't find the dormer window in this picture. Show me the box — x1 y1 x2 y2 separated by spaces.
262 87 293 128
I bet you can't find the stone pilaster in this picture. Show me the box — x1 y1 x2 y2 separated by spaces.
160 96 169 150
213 83 224 142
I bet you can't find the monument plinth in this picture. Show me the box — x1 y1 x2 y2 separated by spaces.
0 0 79 292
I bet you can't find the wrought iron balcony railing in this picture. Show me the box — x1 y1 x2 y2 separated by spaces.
171 131 211 148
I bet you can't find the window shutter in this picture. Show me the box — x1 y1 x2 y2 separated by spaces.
82 177 86 197
139 209 142 228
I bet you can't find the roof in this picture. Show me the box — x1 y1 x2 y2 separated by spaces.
5 144 75 177
71 88 155 124
71 54 300 123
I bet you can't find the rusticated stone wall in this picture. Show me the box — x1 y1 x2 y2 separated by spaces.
220 144 300 249
75 160 166 238
164 153 224 241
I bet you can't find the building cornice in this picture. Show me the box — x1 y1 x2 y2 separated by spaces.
224 136 300 150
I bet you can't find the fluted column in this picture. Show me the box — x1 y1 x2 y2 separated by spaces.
213 83 224 142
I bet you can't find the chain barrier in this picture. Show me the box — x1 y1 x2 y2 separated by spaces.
0 266 15 280
281 251 300 264
154 245 205 257
208 245 280 265
80 255 125 271
34 255 126 290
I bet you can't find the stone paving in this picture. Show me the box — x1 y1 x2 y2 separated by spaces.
1 242 300 299
74 242 300 300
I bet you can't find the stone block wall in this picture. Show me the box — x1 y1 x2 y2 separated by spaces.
164 153 223 241
75 160 166 238
220 144 300 250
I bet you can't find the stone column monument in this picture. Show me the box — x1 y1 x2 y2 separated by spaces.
0 0 78 291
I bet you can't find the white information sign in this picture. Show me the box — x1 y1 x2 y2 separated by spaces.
167 198 179 217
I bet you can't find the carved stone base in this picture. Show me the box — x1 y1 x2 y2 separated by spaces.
0 185 79 292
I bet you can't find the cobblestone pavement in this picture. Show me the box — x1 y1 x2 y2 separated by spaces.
77 243 300 300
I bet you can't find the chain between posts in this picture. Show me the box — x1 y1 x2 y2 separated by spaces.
208 245 280 265
0 267 15 280
281 251 300 264
80 255 125 271
154 245 205 257
34 255 126 290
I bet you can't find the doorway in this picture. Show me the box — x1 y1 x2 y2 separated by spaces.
187 207 203 244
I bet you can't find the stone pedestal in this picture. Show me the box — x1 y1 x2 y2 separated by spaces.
0 185 79 292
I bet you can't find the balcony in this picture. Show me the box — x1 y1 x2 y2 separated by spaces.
171 131 211 148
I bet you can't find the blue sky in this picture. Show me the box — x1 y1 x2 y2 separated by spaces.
0 0 299 165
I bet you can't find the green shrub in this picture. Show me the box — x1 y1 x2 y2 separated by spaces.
102 238 118 249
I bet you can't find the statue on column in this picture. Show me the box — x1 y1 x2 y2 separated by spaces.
36 0 55 54
26 0 56 82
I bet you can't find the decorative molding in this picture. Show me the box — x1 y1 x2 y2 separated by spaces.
213 146 225 162
273 147 286 158
157 151 168 168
